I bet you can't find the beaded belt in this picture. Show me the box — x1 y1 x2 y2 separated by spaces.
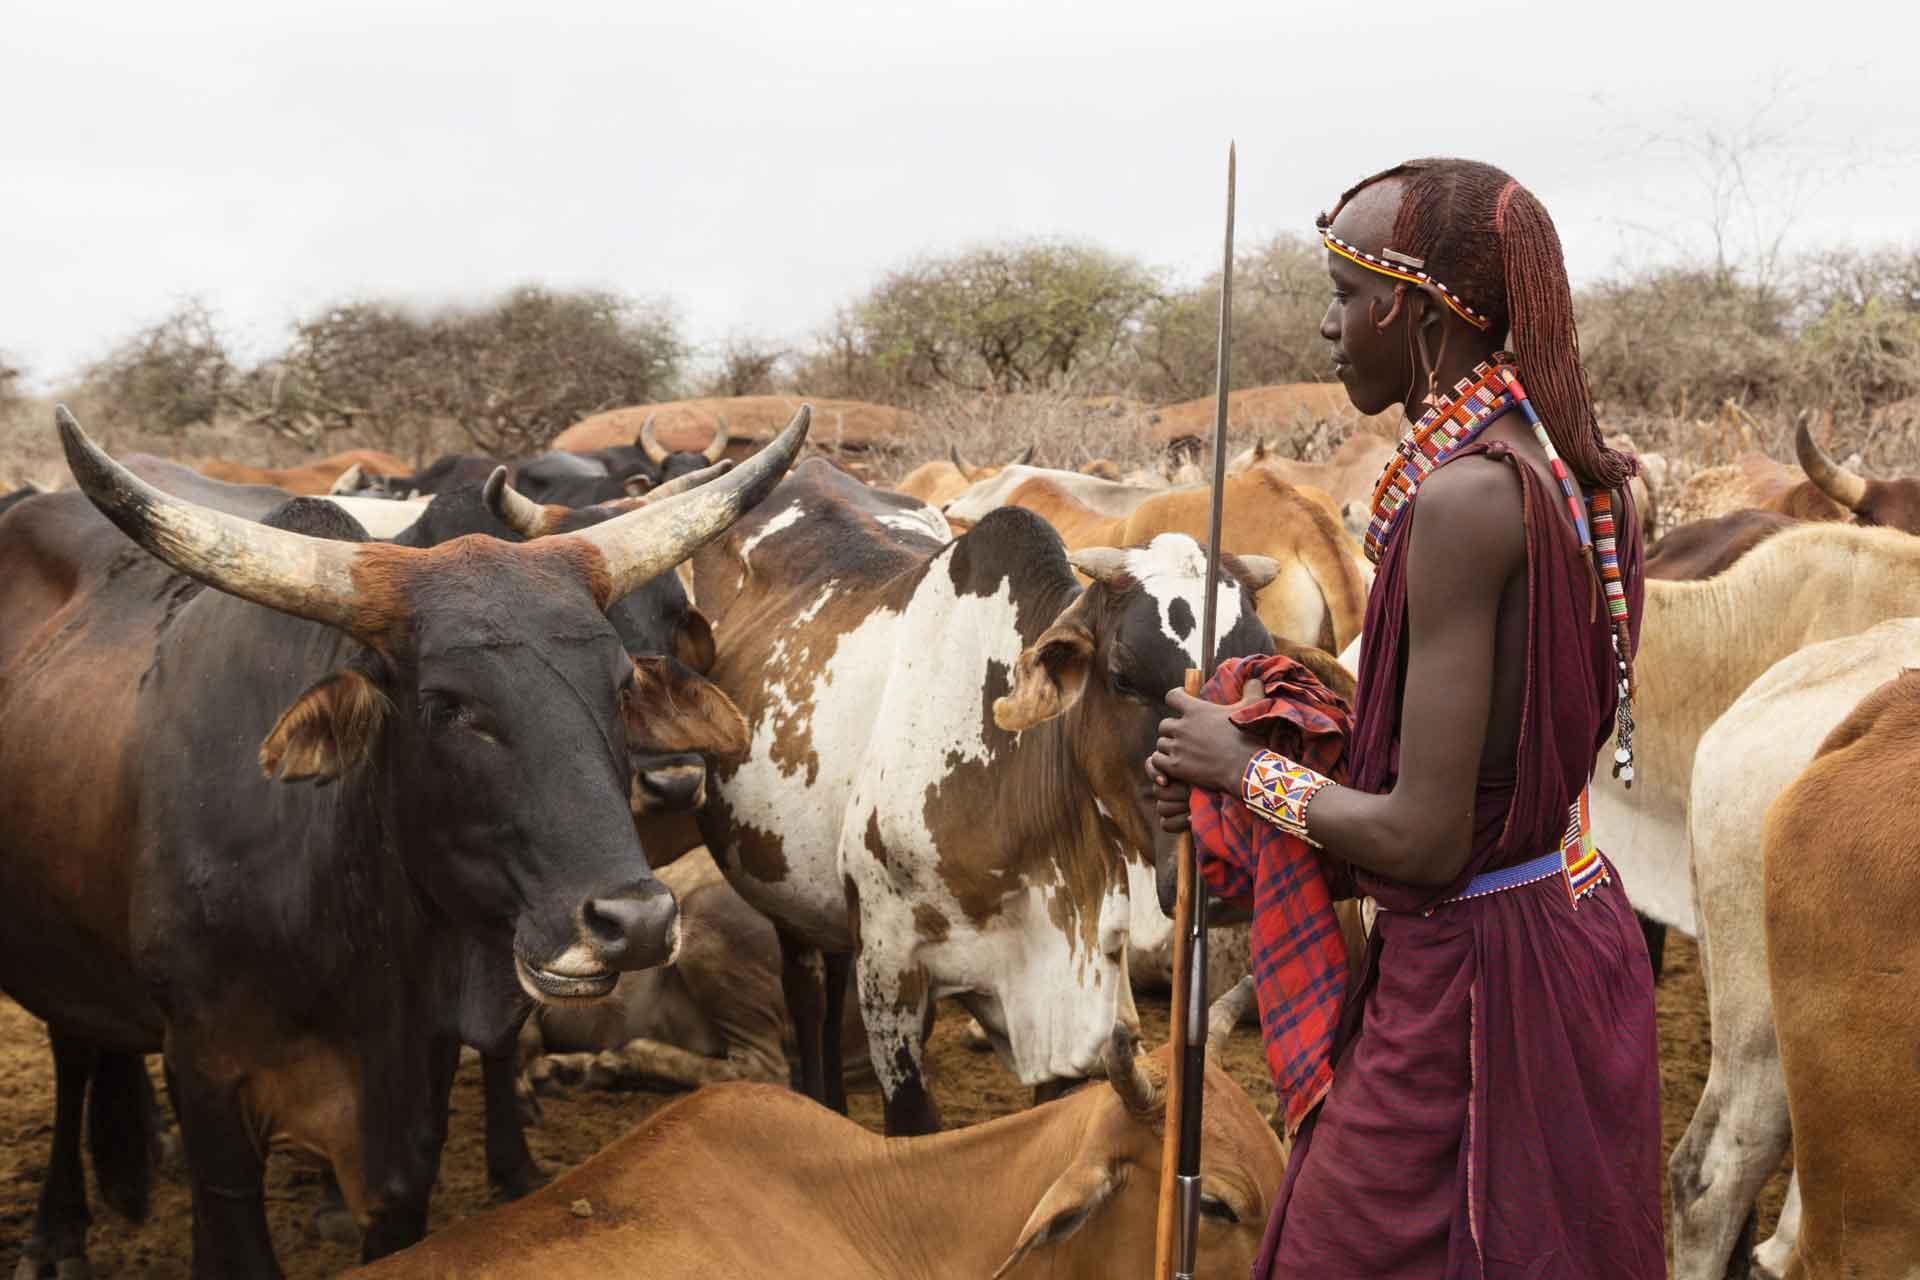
1439 787 1609 910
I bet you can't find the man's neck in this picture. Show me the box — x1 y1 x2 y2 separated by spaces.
1399 336 1506 422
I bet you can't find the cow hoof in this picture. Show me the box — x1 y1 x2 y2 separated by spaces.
311 1205 362 1247
489 1165 550 1203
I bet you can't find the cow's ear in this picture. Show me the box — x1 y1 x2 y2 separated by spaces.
990 1159 1120 1279
625 657 749 762
674 607 718 675
994 594 1097 733
259 667 390 784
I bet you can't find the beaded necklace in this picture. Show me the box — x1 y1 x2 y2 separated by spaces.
1361 359 1516 564
1363 355 1639 785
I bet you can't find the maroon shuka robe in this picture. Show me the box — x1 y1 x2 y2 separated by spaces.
1253 440 1666 1279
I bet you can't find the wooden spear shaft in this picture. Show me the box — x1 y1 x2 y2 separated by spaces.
1155 140 1235 1280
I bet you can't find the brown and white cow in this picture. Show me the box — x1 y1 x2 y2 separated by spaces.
691 459 1276 1133
948 466 1368 654
348 1015 1285 1280
1763 667 1920 1280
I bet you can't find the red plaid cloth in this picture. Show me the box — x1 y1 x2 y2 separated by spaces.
1189 654 1352 1138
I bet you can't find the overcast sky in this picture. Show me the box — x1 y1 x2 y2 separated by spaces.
4 0 1916 387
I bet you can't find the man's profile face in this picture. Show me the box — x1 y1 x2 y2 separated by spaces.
1319 179 1416 417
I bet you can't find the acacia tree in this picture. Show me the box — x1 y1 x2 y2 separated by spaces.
836 240 1162 395
281 287 685 456
1133 233 1331 401
80 299 240 431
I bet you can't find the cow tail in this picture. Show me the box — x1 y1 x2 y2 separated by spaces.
1302 527 1369 653
87 1050 157 1222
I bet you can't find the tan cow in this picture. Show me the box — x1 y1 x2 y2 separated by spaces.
194 448 412 495
1670 620 1920 1279
524 847 871 1093
1764 668 1920 1280
1227 430 1394 511
348 1020 1286 1280
894 444 1036 508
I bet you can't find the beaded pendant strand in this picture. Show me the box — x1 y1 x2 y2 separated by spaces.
1492 366 1638 786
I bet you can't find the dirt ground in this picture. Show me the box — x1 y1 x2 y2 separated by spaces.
0 933 1787 1278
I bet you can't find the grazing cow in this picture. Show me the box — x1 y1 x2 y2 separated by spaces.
194 447 412 495
690 460 1276 1133
0 408 807 1276
348 1017 1286 1280
1670 619 1920 1280
1644 508 1797 582
525 846 872 1094
1764 668 1920 1280
1793 417 1920 531
1228 430 1394 512
894 444 1037 508
951 467 1367 653
1589 524 1920 943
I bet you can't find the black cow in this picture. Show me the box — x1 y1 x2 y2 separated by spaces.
0 407 807 1276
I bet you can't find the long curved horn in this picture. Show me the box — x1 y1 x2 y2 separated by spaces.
1795 417 1868 510
491 459 740 538
567 407 810 600
1103 1024 1165 1119
1068 546 1130 585
1207 975 1254 1058
638 414 669 466
948 443 972 474
483 466 565 538
328 463 365 495
57 406 368 635
703 415 731 464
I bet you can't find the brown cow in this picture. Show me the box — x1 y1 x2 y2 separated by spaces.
195 447 412 495
348 1018 1285 1280
1644 508 1797 581
1763 669 1920 1279
0 409 807 1276
1793 418 1920 531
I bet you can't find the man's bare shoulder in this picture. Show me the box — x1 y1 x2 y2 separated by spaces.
1410 454 1527 568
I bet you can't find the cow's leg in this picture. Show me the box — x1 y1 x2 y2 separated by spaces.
164 1045 280 1279
856 949 940 1136
580 1039 747 1090
821 950 852 1115
480 1049 543 1201
1636 911 1668 980
1750 1172 1800 1280
777 927 830 1105
309 1171 360 1247
1669 1053 1793 1280
357 1034 459 1264
13 1029 98 1280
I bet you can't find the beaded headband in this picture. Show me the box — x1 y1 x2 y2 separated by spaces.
1321 230 1494 331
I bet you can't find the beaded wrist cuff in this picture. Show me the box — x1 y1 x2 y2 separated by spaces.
1243 749 1334 848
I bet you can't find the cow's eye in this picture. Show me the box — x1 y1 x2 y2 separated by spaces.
1199 1195 1240 1224
421 692 469 731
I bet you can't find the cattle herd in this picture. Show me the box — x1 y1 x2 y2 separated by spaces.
0 399 1915 1277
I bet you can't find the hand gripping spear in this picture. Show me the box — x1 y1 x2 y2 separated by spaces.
1155 141 1234 1280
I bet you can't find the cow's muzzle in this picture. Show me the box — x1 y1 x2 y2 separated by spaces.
632 756 707 814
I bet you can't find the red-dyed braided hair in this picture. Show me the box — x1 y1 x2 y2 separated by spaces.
1318 158 1636 493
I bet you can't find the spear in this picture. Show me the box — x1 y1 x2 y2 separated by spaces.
1155 140 1235 1280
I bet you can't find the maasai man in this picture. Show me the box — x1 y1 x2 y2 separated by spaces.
1148 159 1664 1278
